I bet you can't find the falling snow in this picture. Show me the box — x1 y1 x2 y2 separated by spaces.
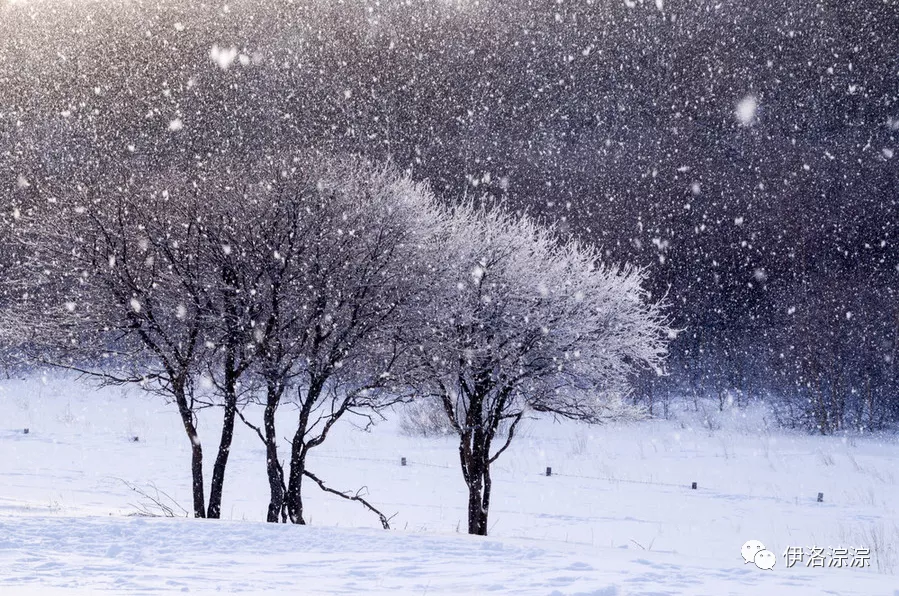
0 1 897 593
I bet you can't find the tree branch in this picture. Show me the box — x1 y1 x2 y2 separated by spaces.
302 469 394 530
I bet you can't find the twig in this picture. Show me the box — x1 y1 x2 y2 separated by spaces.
236 407 266 444
117 478 188 518
303 469 395 530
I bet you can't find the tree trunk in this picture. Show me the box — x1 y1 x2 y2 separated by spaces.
264 385 286 523
188 434 206 518
465 463 491 535
285 441 307 525
207 262 242 519
467 483 487 535
457 381 500 536
207 388 237 519
285 382 321 525
173 378 206 518
462 425 492 535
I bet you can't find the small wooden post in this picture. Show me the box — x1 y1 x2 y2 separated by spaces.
546 467 552 477
817 492 824 503
401 457 407 466
23 428 29 435
691 482 697 490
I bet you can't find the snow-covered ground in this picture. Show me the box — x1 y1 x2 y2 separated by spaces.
1 375 898 595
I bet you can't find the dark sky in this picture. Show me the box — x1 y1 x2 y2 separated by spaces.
1 0 897 390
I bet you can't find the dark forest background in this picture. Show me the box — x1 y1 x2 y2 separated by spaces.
1 0 897 432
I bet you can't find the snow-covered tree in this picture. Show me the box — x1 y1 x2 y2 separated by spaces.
202 157 320 524
16 158 315 519
18 152 445 525
411 204 670 535
15 170 214 517
234 157 443 525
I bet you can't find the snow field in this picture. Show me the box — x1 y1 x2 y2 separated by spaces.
1 375 898 594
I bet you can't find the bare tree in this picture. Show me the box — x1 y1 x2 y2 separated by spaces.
234 158 442 525
17 152 442 525
16 171 217 517
15 160 304 519
191 156 318 523
179 163 286 520
409 204 670 535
